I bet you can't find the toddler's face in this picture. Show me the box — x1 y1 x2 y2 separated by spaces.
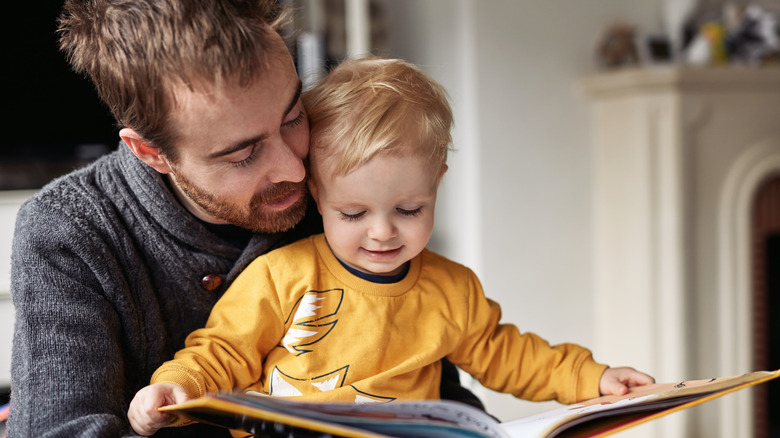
311 153 442 276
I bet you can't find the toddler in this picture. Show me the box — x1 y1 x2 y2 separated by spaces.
128 57 654 436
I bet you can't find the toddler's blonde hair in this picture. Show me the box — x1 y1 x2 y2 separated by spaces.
304 57 453 180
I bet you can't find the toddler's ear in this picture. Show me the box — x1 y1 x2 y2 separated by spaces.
307 179 322 213
436 164 449 187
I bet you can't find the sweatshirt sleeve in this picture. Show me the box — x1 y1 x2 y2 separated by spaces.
151 256 286 397
448 272 608 404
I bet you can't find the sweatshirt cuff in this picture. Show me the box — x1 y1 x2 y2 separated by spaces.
573 355 609 402
151 363 207 400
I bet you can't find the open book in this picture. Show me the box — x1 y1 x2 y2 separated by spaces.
161 369 780 438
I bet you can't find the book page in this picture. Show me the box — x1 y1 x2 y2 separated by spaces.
500 394 657 437
499 370 780 438
165 394 510 438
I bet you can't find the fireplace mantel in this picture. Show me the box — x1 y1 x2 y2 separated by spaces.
582 66 780 438
582 65 780 95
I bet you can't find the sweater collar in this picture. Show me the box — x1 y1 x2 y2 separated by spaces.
116 143 283 261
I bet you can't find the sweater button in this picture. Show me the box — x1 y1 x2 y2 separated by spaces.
201 274 223 291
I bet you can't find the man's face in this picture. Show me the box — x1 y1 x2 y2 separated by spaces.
163 35 309 233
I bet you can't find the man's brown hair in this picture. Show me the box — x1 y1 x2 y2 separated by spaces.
58 0 288 154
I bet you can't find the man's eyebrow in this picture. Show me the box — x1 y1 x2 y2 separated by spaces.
206 80 303 160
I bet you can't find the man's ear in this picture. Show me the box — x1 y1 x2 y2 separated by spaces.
120 128 173 174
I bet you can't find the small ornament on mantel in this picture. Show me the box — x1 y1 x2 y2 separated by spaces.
685 21 728 65
663 0 701 55
595 23 640 69
681 2 780 66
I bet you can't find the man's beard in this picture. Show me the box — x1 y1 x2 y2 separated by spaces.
171 170 308 234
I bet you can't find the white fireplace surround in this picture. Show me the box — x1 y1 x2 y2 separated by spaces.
582 66 780 438
718 138 780 436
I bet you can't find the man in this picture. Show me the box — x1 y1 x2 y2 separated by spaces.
8 1 481 436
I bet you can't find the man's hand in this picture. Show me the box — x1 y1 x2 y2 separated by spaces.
599 366 655 396
127 383 191 436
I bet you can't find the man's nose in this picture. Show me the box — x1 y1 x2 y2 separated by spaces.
266 139 306 184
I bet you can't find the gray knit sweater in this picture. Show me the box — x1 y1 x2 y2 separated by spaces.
8 145 320 437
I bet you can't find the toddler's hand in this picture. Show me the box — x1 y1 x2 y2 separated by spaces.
128 382 191 436
599 366 655 396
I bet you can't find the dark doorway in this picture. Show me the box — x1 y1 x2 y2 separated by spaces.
752 175 780 438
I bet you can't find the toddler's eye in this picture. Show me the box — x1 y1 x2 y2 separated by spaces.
397 207 422 217
339 211 365 221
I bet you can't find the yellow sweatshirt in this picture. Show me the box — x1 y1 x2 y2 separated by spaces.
153 234 607 405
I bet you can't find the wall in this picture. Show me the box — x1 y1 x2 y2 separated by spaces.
376 0 664 424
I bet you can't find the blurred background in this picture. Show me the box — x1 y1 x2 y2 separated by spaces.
3 1 780 437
